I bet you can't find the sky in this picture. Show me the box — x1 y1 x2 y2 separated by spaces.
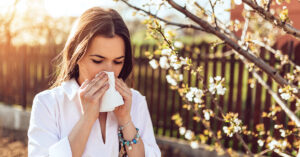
43 0 231 23
0 0 231 23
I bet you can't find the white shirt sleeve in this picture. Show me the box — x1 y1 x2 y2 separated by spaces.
27 92 72 157
135 95 161 157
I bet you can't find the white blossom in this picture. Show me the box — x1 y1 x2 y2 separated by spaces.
149 59 158 69
233 118 242 125
190 141 199 149
169 54 183 70
216 84 226 95
281 140 287 148
209 77 214 84
179 127 186 135
178 74 183 81
159 56 170 69
185 130 194 140
215 76 222 81
233 125 241 133
208 76 226 95
222 113 242 137
166 75 177 86
292 88 298 93
169 54 178 63
267 139 287 150
179 56 189 65
203 109 212 121
280 93 291 100
223 126 233 137
204 112 210 120
268 139 279 150
223 126 229 134
234 0 242 5
174 41 183 48
279 129 286 137
185 87 204 103
278 86 298 100
258 139 264 147
186 91 194 102
170 62 182 70
161 49 172 55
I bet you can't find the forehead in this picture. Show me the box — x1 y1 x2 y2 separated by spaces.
87 35 125 58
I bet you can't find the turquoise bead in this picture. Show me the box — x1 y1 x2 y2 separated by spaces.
133 139 137 144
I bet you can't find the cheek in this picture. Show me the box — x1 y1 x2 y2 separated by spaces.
116 63 124 71
114 63 124 77
79 61 103 80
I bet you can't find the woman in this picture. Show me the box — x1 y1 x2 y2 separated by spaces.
27 7 161 157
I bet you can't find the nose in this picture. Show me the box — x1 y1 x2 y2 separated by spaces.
103 62 114 72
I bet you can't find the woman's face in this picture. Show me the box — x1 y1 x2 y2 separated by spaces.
77 35 125 85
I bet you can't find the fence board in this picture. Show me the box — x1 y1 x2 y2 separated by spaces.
0 42 298 154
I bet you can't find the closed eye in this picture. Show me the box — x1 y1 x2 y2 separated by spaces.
92 60 102 64
91 59 123 64
114 61 123 64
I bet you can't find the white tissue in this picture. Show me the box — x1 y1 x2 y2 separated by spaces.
99 71 124 112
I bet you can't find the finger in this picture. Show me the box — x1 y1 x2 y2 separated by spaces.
115 78 129 91
80 79 90 89
95 71 105 78
115 81 129 96
115 80 131 96
116 81 131 96
116 78 129 89
85 73 106 92
88 75 108 95
91 72 106 84
93 82 109 100
115 83 131 99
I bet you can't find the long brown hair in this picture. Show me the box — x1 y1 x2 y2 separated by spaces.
50 7 133 89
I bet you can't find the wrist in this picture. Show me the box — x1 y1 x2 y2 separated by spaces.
118 115 132 126
82 114 97 123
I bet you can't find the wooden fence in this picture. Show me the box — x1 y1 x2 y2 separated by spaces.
0 42 299 154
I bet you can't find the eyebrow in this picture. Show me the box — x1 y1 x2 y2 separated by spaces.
89 54 125 59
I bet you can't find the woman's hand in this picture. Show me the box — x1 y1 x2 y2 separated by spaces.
78 72 109 122
113 78 132 125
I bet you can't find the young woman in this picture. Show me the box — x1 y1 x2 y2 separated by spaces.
27 7 161 157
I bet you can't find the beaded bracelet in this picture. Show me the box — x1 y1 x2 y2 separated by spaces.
118 127 140 151
119 120 131 131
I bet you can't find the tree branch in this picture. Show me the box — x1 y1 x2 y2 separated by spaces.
249 40 300 69
242 0 300 39
238 10 300 128
120 0 204 31
166 0 300 99
156 27 254 156
251 67 300 127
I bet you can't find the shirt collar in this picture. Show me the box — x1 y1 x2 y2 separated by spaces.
62 78 80 100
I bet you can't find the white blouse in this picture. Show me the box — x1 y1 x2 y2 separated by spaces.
27 78 161 157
